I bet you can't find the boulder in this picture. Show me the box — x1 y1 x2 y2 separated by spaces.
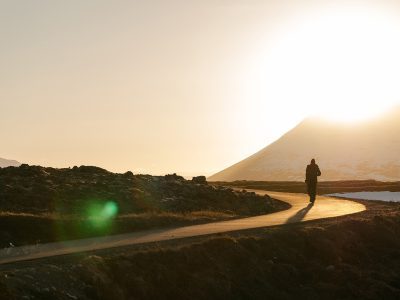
191 176 207 185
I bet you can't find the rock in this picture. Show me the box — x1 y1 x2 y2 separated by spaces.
192 176 207 184
161 197 177 203
76 165 109 174
164 173 185 181
66 292 78 299
326 265 335 272
124 171 134 177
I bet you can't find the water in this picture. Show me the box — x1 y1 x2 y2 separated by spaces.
327 191 400 202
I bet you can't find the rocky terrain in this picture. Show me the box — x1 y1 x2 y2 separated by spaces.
0 199 398 299
0 165 288 246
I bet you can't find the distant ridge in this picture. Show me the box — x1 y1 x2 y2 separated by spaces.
210 108 400 181
0 158 21 168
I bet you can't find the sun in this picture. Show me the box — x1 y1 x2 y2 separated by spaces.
316 102 392 123
251 6 400 124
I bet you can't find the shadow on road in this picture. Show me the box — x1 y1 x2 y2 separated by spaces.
286 203 313 224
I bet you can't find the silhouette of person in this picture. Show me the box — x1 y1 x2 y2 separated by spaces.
305 159 321 203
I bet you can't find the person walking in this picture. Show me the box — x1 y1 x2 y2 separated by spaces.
305 159 321 203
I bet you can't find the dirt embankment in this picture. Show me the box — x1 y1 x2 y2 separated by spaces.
0 165 289 247
0 165 283 215
0 200 399 299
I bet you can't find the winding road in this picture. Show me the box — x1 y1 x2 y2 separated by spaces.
0 190 365 265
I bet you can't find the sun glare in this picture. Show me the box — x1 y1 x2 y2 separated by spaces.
252 6 400 124
317 103 391 123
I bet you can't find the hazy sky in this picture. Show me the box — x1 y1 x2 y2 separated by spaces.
2 0 400 176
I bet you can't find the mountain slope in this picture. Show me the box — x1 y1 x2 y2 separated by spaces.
210 109 400 181
0 158 21 168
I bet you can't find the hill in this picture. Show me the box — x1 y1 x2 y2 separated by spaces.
210 108 400 181
0 158 20 168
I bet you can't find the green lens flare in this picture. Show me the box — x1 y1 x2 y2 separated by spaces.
87 201 119 228
54 200 119 242
102 201 119 218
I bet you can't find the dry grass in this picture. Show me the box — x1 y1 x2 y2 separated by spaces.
0 210 239 248
119 210 236 220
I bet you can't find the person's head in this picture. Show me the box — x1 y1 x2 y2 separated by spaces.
311 158 315 164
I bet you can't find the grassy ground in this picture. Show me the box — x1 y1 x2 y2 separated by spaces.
0 211 238 248
213 180 400 194
0 196 289 248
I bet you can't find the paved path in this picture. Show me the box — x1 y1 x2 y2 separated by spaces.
0 190 365 265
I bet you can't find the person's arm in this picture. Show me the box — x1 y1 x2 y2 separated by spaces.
317 166 321 176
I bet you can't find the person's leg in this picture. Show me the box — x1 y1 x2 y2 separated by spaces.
314 183 318 202
310 183 316 203
309 193 313 202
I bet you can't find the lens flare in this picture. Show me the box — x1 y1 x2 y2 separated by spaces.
87 201 119 228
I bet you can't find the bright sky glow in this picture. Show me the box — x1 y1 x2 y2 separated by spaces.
226 4 400 165
247 7 400 124
1 1 400 175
